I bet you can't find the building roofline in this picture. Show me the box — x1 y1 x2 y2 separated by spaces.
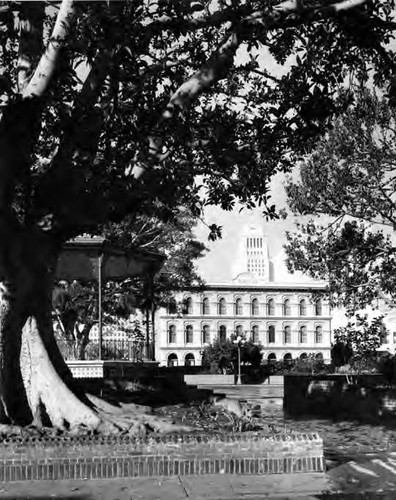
185 281 328 291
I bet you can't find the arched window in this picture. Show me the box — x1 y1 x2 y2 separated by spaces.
299 326 307 343
300 352 308 360
202 325 210 344
202 297 210 315
167 353 178 367
284 325 291 344
184 297 193 315
315 352 324 361
315 299 322 316
299 299 307 316
267 298 275 316
235 298 242 315
283 299 291 316
185 325 193 344
218 298 226 315
168 325 176 344
167 298 177 315
252 325 259 343
235 325 244 337
268 353 277 362
268 325 275 343
251 298 259 316
315 326 323 344
284 353 292 364
185 353 195 366
219 325 227 343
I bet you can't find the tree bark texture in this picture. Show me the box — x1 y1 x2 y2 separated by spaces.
0 226 100 430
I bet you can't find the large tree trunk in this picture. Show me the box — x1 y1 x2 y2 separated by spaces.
0 226 101 430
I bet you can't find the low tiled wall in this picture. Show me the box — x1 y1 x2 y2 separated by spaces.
0 432 324 482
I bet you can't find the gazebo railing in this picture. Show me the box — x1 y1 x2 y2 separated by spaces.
57 338 151 362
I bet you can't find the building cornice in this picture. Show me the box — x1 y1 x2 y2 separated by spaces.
184 282 328 292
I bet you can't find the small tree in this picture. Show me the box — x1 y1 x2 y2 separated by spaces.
285 89 396 315
201 338 262 374
202 339 236 374
333 314 386 373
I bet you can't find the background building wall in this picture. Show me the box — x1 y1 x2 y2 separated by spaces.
156 287 331 367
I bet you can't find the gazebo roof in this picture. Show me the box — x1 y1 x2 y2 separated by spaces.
56 235 165 281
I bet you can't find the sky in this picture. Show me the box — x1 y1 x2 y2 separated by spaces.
193 172 318 284
192 173 396 334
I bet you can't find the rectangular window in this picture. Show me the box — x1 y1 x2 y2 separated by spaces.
185 326 193 344
284 326 291 344
283 300 291 316
235 299 242 315
252 326 259 343
268 325 275 343
299 326 307 343
168 326 176 344
202 326 210 344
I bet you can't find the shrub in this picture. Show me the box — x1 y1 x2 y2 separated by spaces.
290 354 329 375
201 337 263 374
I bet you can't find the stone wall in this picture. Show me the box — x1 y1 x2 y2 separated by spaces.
0 432 324 482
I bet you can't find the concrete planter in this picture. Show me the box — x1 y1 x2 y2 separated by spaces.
284 374 396 420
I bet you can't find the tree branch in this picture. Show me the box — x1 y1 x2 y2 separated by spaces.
17 2 45 93
129 31 240 178
128 0 370 180
22 0 76 99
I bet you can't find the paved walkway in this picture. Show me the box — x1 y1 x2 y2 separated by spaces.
0 473 330 499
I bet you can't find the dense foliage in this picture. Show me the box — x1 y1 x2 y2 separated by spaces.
201 337 262 373
102 210 206 305
2 1 396 241
330 315 387 374
285 89 396 322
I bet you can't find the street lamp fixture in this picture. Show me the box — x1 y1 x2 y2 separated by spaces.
233 335 246 385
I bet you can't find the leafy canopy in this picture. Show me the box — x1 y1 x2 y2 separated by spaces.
1 0 395 244
285 89 396 312
102 210 207 307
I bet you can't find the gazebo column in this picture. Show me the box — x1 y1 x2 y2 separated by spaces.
98 253 104 361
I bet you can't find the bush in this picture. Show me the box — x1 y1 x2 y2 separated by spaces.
201 338 263 374
349 355 379 374
290 354 329 375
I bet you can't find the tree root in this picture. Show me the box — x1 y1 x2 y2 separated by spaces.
88 394 195 436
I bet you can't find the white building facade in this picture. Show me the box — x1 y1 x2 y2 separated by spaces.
156 224 332 367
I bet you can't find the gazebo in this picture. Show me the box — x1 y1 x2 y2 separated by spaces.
55 235 165 377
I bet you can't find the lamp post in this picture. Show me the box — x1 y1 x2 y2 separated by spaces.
233 335 246 385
